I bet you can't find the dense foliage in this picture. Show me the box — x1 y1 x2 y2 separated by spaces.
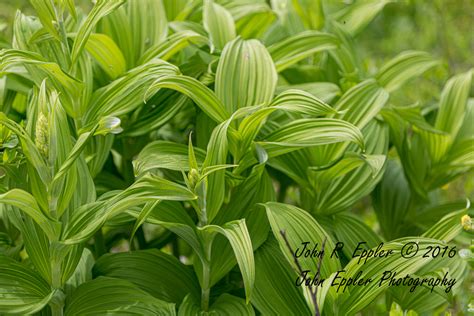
0 0 472 315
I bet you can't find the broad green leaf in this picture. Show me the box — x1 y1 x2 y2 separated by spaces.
71 0 125 63
65 277 176 316
85 58 179 121
332 0 391 35
140 30 208 64
258 118 365 157
203 0 236 52
63 175 196 244
415 127 451 165
388 104 443 134
313 79 389 165
130 201 161 243
210 293 255 315
234 4 275 39
94 249 201 304
271 89 338 116
252 238 311 315
435 70 473 138
178 294 201 315
133 141 206 176
275 82 341 103
53 116 122 189
84 33 126 79
292 0 324 30
331 213 382 259
200 219 255 302
422 202 470 241
333 79 389 129
215 37 277 114
64 248 94 296
98 0 168 67
336 238 458 315
372 159 412 239
203 118 233 223
326 21 362 79
376 51 439 92
310 153 385 190
130 202 205 263
29 0 59 39
0 256 54 314
0 49 83 116
127 0 169 66
6 211 52 285
261 202 341 278
162 0 190 21
269 0 305 37
124 91 190 137
268 31 338 72
146 75 229 123
206 165 274 289
0 189 59 240
310 120 388 214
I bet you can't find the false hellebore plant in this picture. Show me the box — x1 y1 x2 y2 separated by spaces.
0 0 472 315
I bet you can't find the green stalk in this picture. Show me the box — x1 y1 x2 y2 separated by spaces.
200 237 213 311
50 259 65 316
201 263 211 311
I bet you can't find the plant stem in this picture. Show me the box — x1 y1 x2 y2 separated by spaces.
50 260 64 316
50 299 64 316
201 263 211 311
200 239 213 311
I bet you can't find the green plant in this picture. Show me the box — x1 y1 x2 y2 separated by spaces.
0 0 472 315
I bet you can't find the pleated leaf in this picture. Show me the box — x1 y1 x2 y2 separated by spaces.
71 0 125 63
210 294 255 315
65 277 176 316
146 75 229 123
271 89 338 116
336 238 457 315
0 50 83 116
261 202 341 279
0 256 54 314
63 175 196 244
332 0 391 35
215 37 277 114
435 70 473 138
203 0 236 52
140 30 208 64
94 249 201 304
376 51 440 93
133 141 206 176
84 33 126 79
372 159 412 239
268 31 338 72
331 213 382 259
422 202 470 241
252 238 311 315
200 219 255 302
203 118 233 223
258 118 365 157
0 189 59 240
85 59 179 122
